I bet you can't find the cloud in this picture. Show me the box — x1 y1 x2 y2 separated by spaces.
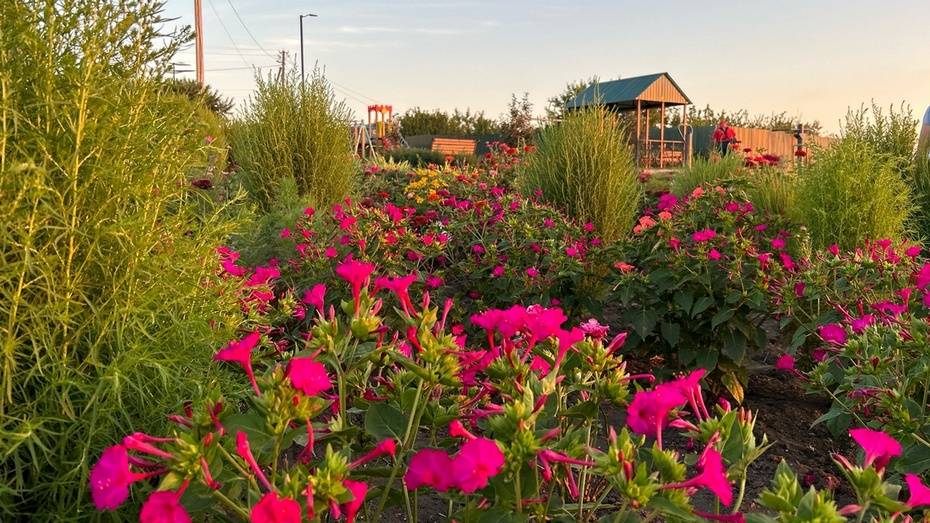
338 25 463 36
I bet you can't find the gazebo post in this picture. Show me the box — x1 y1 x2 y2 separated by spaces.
683 105 692 167
659 101 666 168
635 99 642 165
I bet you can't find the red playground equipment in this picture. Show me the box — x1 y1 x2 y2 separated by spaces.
353 104 405 158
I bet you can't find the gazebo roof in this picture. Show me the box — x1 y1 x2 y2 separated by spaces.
567 72 691 111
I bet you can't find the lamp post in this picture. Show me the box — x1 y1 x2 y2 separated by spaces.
299 12 318 85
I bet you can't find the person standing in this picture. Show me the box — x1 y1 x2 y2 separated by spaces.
918 106 930 159
713 118 737 156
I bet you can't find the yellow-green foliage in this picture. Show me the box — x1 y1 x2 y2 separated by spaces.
229 68 356 211
0 1 244 517
746 168 797 220
795 138 911 249
520 105 642 240
671 155 743 197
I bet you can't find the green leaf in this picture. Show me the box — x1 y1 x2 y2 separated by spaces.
691 296 714 317
625 308 658 339
711 308 734 329
364 403 408 441
721 372 744 403
660 322 681 347
721 331 747 363
673 291 694 315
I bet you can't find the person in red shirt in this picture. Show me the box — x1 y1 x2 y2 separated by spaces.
712 118 737 156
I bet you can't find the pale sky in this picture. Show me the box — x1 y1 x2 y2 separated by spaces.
163 0 930 134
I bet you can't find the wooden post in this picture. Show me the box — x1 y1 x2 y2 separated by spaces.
635 99 642 165
194 0 204 86
659 101 666 168
683 105 691 167
644 108 650 167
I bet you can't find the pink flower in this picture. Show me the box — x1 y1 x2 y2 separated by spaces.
664 448 732 506
626 386 687 442
775 354 796 373
245 265 280 287
324 246 338 258
301 284 326 312
341 480 368 523
472 244 486 255
794 281 806 298
906 246 922 258
89 445 153 511
850 314 875 334
818 323 847 346
250 492 301 523
543 218 555 228
771 237 786 250
335 257 376 314
214 332 262 396
350 439 397 469
526 266 539 278
404 448 454 492
424 275 443 289
657 193 678 211
849 428 901 471
236 431 272 491
668 237 681 250
905 474 930 507
491 265 505 277
828 244 840 256
285 357 332 396
565 246 579 258
375 274 417 315
554 327 585 369
451 438 505 493
691 229 716 243
708 248 722 261
580 318 609 340
917 263 930 290
140 490 191 523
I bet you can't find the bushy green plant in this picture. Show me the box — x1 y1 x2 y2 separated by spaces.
794 138 911 250
0 0 244 517
397 107 500 136
165 77 235 116
843 101 917 176
909 157 930 240
746 167 797 219
520 105 641 240
229 67 356 211
670 155 743 196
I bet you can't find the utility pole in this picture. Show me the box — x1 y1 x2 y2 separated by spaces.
277 50 287 85
194 0 205 86
299 12 318 86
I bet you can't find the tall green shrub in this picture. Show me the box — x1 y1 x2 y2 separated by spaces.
520 106 641 240
229 68 356 211
0 1 243 517
670 155 743 196
794 139 911 249
843 101 917 175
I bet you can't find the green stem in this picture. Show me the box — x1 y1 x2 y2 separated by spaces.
577 422 593 520
217 444 261 492
730 474 747 513
514 468 522 514
212 489 250 521
373 380 426 520
585 487 612 522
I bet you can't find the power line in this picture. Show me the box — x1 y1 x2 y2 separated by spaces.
225 0 276 59
205 65 275 72
206 0 250 67
328 78 378 103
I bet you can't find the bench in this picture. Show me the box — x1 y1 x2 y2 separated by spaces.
431 137 477 156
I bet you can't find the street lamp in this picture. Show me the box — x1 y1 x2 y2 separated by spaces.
299 12 318 85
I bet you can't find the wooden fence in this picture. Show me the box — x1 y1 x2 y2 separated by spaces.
690 126 835 158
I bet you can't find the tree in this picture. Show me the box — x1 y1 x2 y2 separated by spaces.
165 78 235 116
500 93 535 145
545 77 598 121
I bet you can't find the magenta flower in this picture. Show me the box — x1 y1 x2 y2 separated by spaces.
89 445 156 511
849 428 901 471
905 474 930 507
771 237 786 250
404 448 454 492
341 480 368 523
350 439 397 469
664 447 733 506
250 492 301 523
526 266 539 278
691 229 716 243
794 281 806 298
775 354 795 372
285 357 332 396
472 244 486 255
850 314 875 334
917 263 930 289
335 256 376 314
236 431 272 491
140 489 191 523
214 331 262 396
580 318 609 340
451 438 505 493
245 264 280 287
626 386 687 446
708 248 722 261
375 274 417 315
818 323 847 346
301 284 326 313
491 265 505 277
523 305 567 343
554 327 585 369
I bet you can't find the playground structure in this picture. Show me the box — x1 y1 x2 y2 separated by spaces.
352 104 407 158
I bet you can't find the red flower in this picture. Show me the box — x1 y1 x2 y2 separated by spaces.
450 438 505 493
794 148 808 158
335 256 376 314
341 480 368 523
849 428 901 471
905 474 930 507
89 445 134 510
301 284 326 313
140 489 191 523
285 357 332 396
214 331 263 396
404 448 454 492
664 447 733 506
250 492 301 523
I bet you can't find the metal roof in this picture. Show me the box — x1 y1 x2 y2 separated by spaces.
567 73 691 110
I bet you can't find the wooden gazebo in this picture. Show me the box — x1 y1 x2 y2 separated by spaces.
566 72 692 168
